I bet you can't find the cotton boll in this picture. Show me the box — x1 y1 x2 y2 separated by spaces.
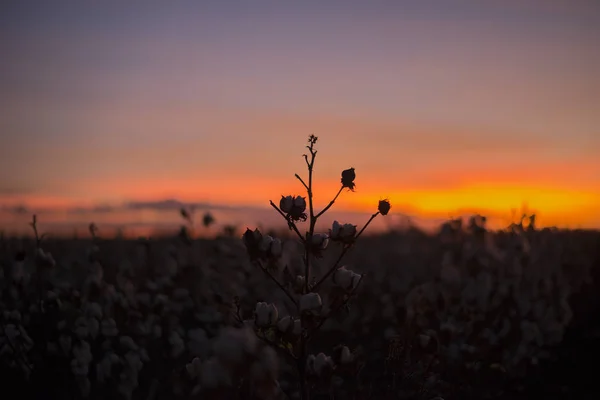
169 331 185 358
255 302 278 327
300 293 322 313
200 357 232 388
213 327 258 367
101 319 118 337
187 328 210 357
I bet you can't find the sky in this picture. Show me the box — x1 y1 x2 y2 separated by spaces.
1 0 599 235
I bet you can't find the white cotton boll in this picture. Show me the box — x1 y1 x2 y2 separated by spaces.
255 302 278 327
294 275 306 293
87 318 100 339
312 353 334 376
74 318 89 339
59 334 72 354
74 341 93 363
173 288 190 300
153 325 162 339
213 327 258 366
340 224 357 240
277 316 292 333
340 346 353 365
270 238 283 258
9 310 21 322
311 233 329 250
47 342 59 355
187 328 210 357
85 302 102 319
71 358 89 376
169 331 185 358
331 221 342 239
333 267 360 290
419 334 431 348
4 324 19 342
101 319 118 337
259 236 274 253
293 319 302 336
440 257 461 287
200 357 232 388
118 367 139 400
57 319 67 330
119 336 138 351
256 346 279 379
124 351 144 372
135 293 151 307
96 360 110 383
300 293 322 313
186 357 202 379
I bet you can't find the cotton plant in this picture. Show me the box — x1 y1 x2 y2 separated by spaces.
239 135 390 399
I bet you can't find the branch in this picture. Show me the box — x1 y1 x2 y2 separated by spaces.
356 212 379 240
316 186 344 218
308 274 365 340
255 260 299 309
295 174 309 191
269 201 305 243
311 244 351 292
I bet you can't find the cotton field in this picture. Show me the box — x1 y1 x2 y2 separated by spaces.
1 216 599 400
2 138 599 400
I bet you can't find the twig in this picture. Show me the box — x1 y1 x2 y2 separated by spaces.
316 186 344 218
295 174 309 190
355 212 380 240
307 274 365 340
311 244 351 292
269 201 305 244
255 260 298 309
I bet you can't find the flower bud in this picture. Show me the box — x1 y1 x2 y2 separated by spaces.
332 267 361 290
255 302 278 327
341 168 356 190
378 199 391 216
293 196 306 211
300 293 322 313
243 228 263 260
280 195 294 214
310 233 329 250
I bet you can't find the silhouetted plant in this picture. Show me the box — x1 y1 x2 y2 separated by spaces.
241 135 391 399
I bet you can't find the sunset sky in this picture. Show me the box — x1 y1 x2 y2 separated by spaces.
1 0 599 234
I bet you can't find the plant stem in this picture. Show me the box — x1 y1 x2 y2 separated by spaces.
255 260 299 310
269 201 305 244
316 186 344 218
305 143 317 294
312 244 350 292
356 212 380 240
308 274 364 340
295 174 309 190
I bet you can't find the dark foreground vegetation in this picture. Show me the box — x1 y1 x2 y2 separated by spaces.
1 219 599 400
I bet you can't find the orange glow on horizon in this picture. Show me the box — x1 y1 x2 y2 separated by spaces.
3 177 599 230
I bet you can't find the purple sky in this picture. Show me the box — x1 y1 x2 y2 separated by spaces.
1 0 599 234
